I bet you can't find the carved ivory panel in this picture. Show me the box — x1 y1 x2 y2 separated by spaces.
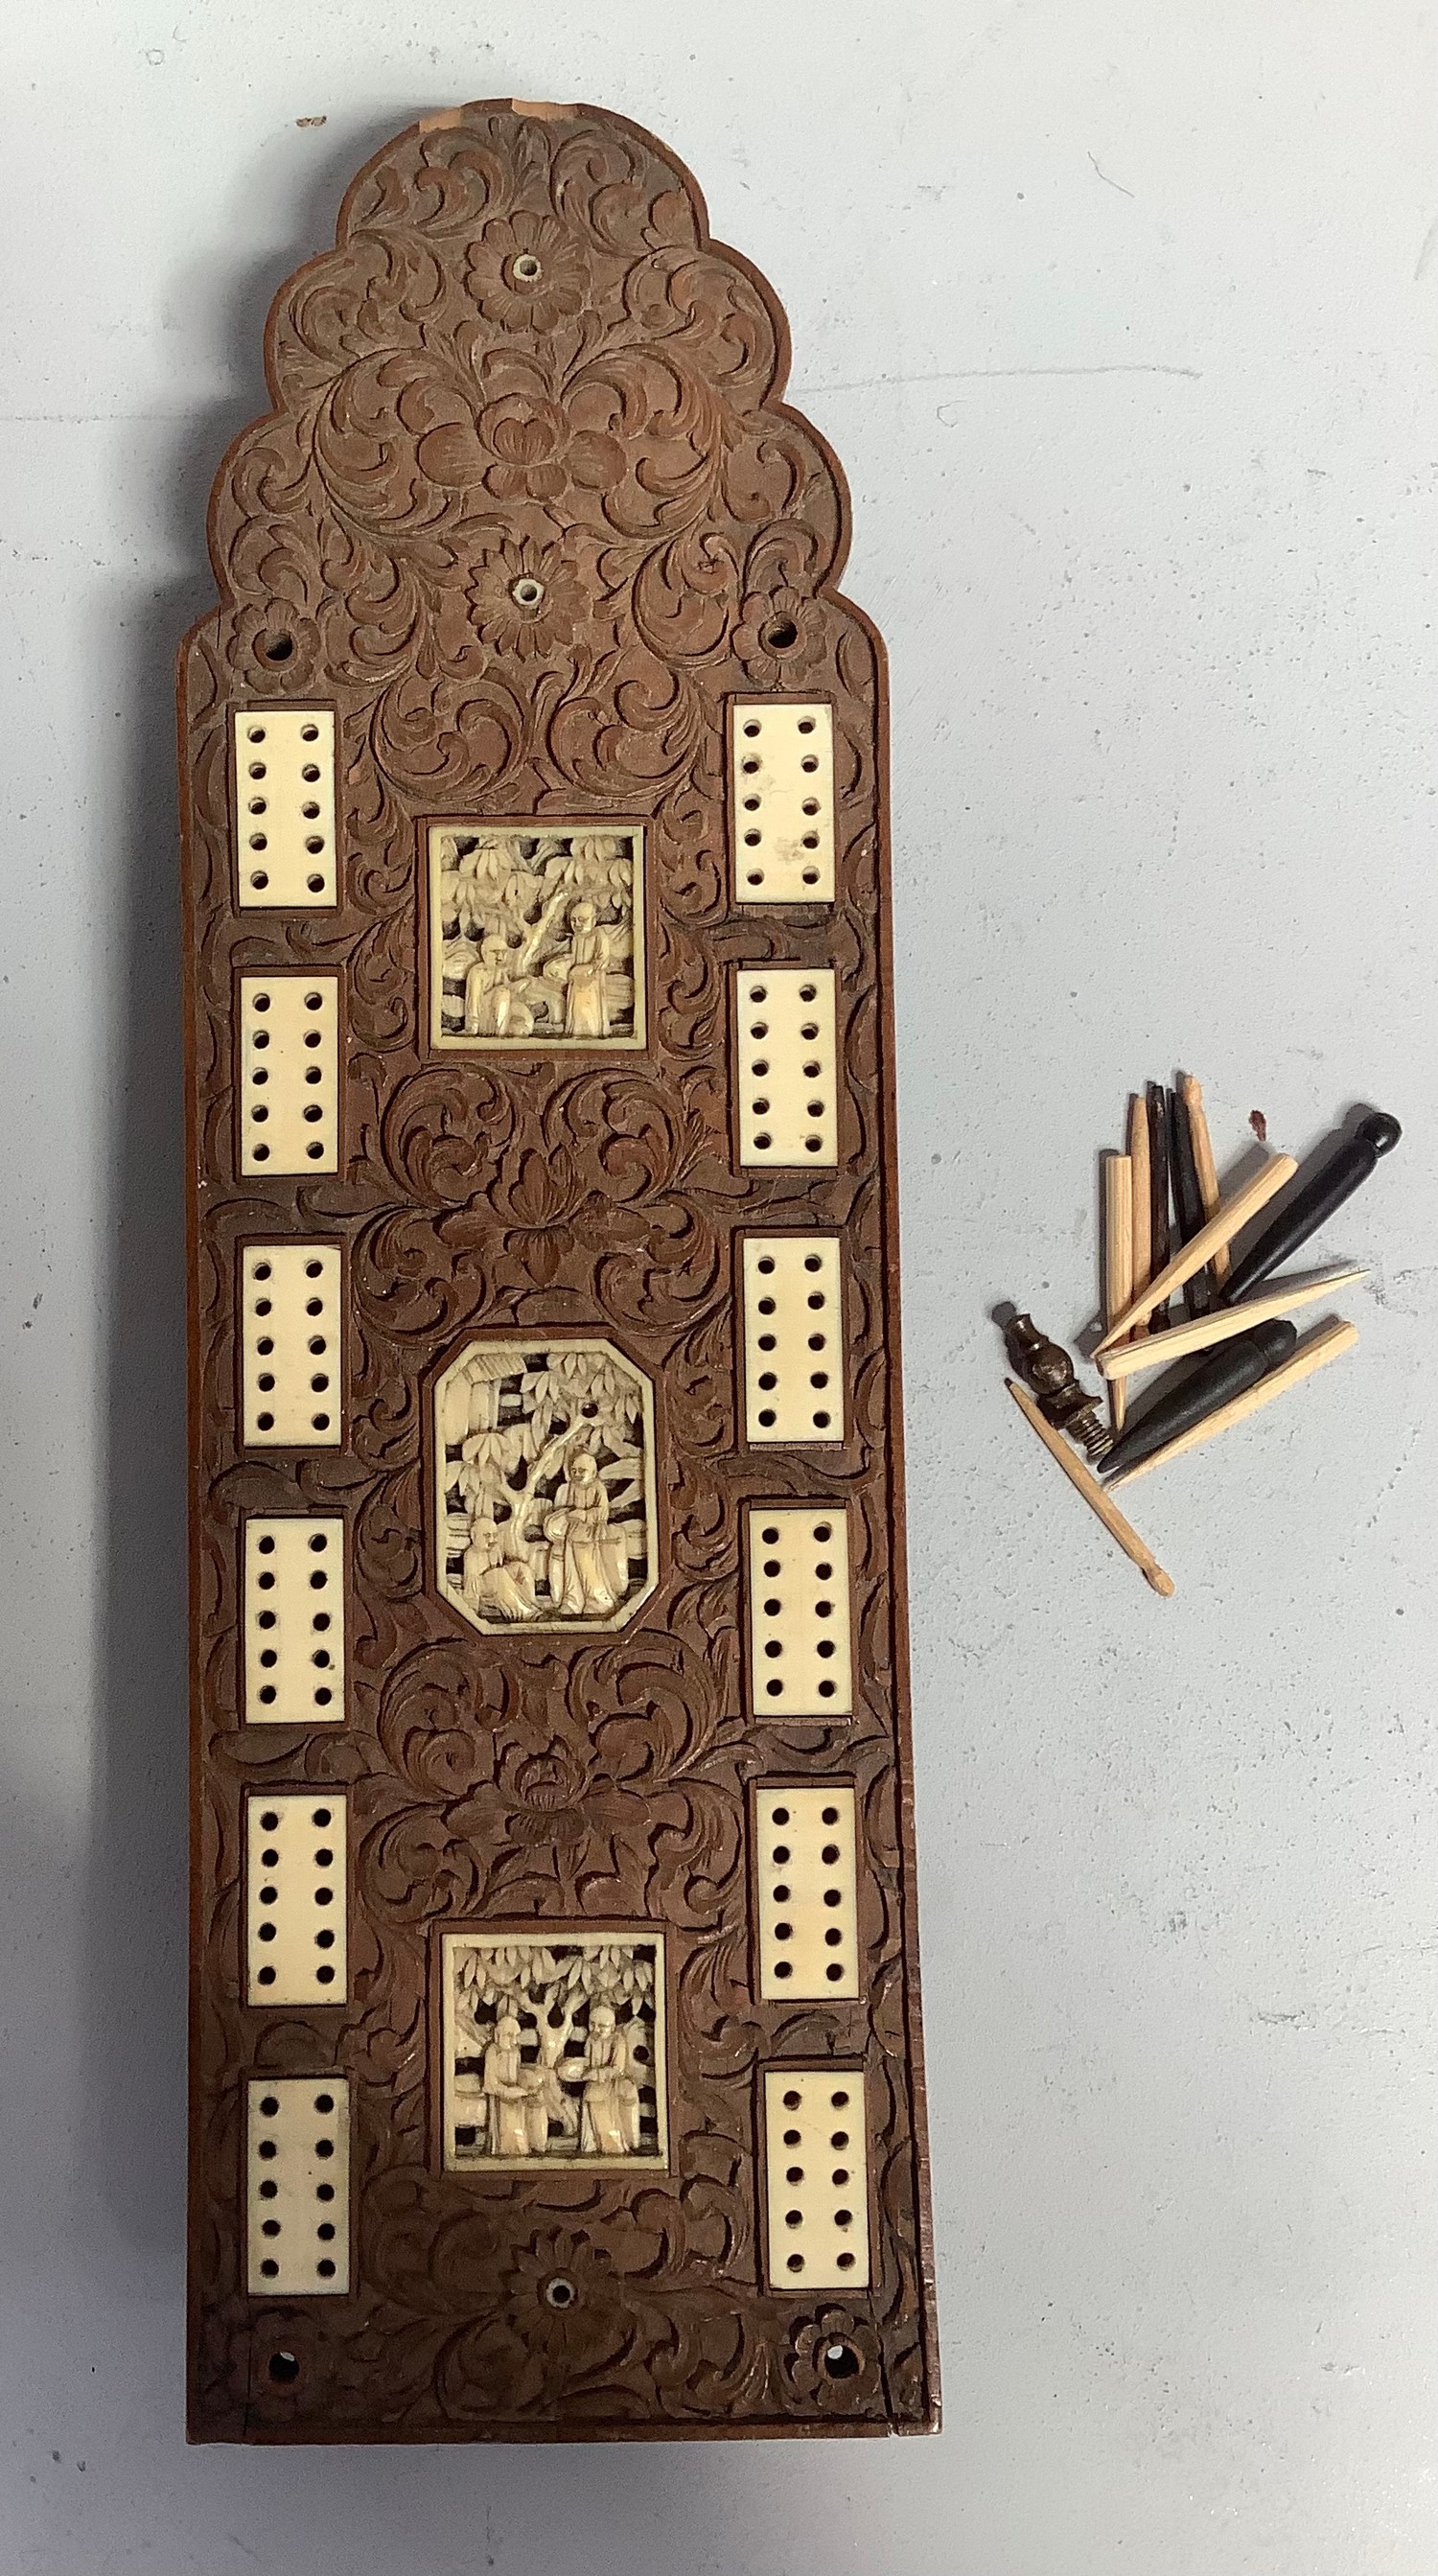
180 98 936 2443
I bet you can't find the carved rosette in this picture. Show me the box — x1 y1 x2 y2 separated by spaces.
182 96 937 2442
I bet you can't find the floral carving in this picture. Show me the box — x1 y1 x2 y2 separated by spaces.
784 2306 885 2414
465 533 590 652
182 97 935 2444
733 583 827 689
464 211 589 334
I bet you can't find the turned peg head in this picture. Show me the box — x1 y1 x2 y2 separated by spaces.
1006 1314 1073 1396
1357 1110 1402 1157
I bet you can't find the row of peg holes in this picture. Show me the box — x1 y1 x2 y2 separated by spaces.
243 721 328 894
753 1249 832 1434
253 1805 338 1988
251 1258 332 1433
737 713 824 891
768 1801 848 1984
778 2084 858 2274
254 2086 339 2283
248 987 330 1162
756 1520 840 1704
253 1529 335 1708
745 981 827 1155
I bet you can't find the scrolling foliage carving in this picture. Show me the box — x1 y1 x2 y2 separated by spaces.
182 97 937 2442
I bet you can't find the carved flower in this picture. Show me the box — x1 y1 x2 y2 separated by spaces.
785 2306 883 2413
732 580 827 687
465 211 589 333
487 1141 586 1285
505 1742 593 1854
417 390 622 502
467 536 587 661
434 2225 631 2416
231 603 322 690
500 2226 619 2360
477 392 623 501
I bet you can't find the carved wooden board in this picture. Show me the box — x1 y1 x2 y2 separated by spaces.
180 96 938 2442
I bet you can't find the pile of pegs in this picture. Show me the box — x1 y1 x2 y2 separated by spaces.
1003 1081 1400 1595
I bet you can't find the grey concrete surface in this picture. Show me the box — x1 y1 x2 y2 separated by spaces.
2 4 1435 2569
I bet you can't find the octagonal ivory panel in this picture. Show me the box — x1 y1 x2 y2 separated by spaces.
435 1338 657 1635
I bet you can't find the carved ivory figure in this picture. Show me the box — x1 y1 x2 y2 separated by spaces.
460 1497 538 1623
579 2005 640 2155
543 1451 623 1615
463 934 521 1037
481 2010 546 2157
462 884 568 1035
548 897 614 1038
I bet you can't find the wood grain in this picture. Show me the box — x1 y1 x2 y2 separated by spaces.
1096 1268 1367 1380
1007 1380 1174 1597
1096 1154 1297 1351
1126 1093 1150 1347
1106 1318 1358 1485
1102 1152 1132 1433
1179 1074 1229 1284
179 99 936 2446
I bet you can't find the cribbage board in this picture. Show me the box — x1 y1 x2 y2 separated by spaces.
180 96 938 2443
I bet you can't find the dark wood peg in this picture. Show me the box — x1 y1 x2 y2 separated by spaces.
1167 1086 1210 1317
1220 1111 1401 1304
1100 1317 1298 1477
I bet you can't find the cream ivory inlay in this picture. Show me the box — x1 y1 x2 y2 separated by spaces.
240 1244 342 1450
747 1504 854 1718
442 1931 667 2172
731 701 836 904
245 1791 347 2006
754 1784 859 2002
232 708 336 910
238 973 339 1175
735 968 838 1168
429 823 644 1048
762 2067 870 2292
246 2077 350 2294
435 1338 656 1635
243 1516 345 1724
742 1235 845 1443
